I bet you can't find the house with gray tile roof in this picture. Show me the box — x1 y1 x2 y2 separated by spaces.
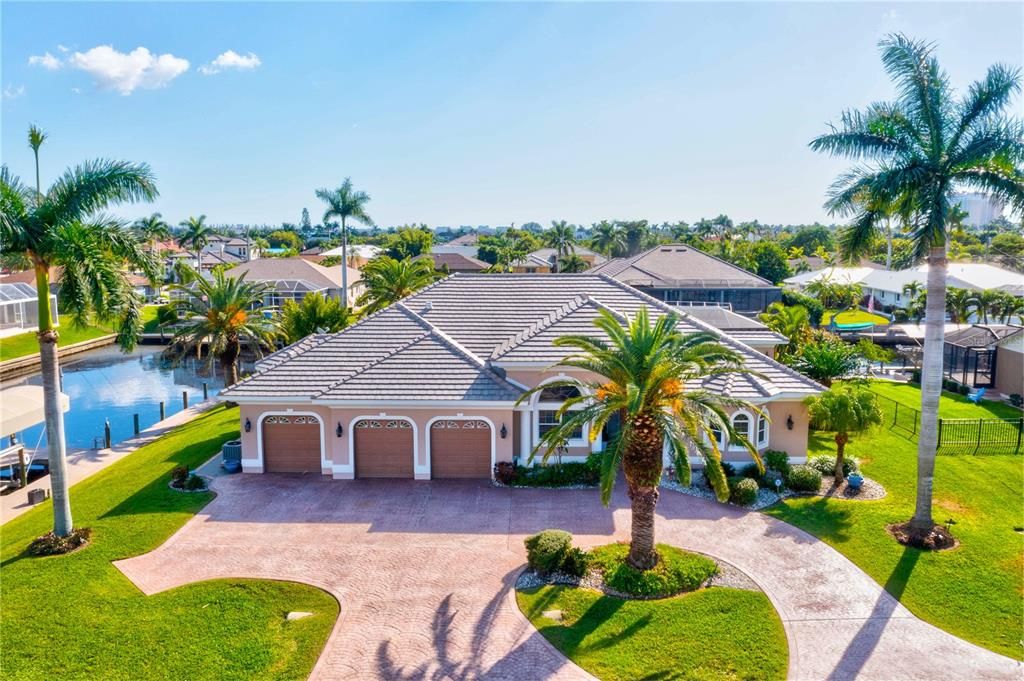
221 273 821 480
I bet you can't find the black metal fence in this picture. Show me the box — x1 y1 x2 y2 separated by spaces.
870 390 1023 455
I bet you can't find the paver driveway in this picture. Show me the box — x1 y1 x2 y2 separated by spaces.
116 475 1021 680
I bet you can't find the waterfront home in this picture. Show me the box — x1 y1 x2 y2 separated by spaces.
226 257 363 308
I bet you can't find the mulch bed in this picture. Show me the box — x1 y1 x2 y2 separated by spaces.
888 521 959 551
27 527 92 556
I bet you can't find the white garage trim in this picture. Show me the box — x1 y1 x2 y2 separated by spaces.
339 414 418 478
255 410 326 473
425 415 497 480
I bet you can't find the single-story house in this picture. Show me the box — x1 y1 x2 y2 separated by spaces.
219 273 822 480
591 244 781 315
510 246 607 273
415 252 490 273
225 257 364 308
943 324 1023 392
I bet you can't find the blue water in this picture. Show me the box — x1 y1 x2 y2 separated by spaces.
3 345 231 452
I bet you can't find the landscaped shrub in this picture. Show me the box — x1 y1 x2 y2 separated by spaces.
493 461 516 485
764 450 790 476
786 465 822 492
781 290 824 326
524 529 574 574
719 461 736 477
184 474 207 491
728 477 759 506
171 465 189 486
910 369 922 384
27 527 92 556
760 468 787 491
590 543 718 598
807 455 860 478
559 547 593 578
739 462 761 479
514 458 600 487
1010 394 1023 408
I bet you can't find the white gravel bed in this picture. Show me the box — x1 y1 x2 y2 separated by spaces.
491 480 597 490
660 473 784 511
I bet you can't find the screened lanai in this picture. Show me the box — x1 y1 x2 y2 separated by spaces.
0 283 57 336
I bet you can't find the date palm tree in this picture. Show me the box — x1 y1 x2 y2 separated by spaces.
806 384 883 482
590 220 624 257
316 178 374 306
544 220 577 272
280 292 355 344
519 306 761 570
177 215 212 274
0 132 158 537
810 33 1024 535
169 268 277 386
356 255 436 313
758 301 810 357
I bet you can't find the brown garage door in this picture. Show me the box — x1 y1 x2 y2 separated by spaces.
430 419 491 479
262 415 322 473
354 419 414 478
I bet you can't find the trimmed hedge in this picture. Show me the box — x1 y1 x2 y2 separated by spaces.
590 543 718 598
786 465 822 492
729 477 760 506
524 530 574 574
807 455 860 478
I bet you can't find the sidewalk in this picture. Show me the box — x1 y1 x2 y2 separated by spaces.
1 400 218 524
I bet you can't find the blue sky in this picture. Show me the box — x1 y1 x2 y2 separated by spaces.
2 2 1021 229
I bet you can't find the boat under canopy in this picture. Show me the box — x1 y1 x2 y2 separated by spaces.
1 385 70 439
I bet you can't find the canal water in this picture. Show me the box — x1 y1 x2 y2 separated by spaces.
3 345 237 453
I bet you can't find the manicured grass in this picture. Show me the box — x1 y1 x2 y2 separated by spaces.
0 315 113 361
869 380 1022 419
766 381 1023 659
518 585 788 680
590 543 718 598
822 309 890 326
141 303 161 333
1 406 338 680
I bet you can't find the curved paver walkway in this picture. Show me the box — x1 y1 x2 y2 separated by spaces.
115 476 1021 680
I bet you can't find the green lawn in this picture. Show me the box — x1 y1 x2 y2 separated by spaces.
518 585 788 680
0 315 114 361
822 309 890 326
869 380 1022 419
141 304 161 333
1 405 338 680
767 381 1023 660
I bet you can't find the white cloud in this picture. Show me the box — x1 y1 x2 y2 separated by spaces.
57 44 70 53
67 45 189 95
198 50 261 75
28 52 61 70
71 87 82 95
3 84 26 100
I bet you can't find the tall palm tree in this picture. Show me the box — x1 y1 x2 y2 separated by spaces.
356 256 436 313
945 288 978 324
177 215 212 274
810 34 1024 535
806 384 883 481
543 220 577 272
519 307 761 570
316 178 374 306
28 124 47 194
590 220 624 256
0 141 158 538
758 301 810 356
133 212 171 249
169 268 277 386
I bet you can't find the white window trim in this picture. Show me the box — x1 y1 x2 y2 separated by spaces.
529 375 590 450
756 413 770 448
728 410 755 451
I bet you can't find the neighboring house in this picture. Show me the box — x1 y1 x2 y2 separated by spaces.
431 234 481 260
993 329 1023 397
679 306 788 358
510 246 607 273
319 244 382 268
225 257 364 308
591 244 781 315
126 274 161 302
785 262 1024 310
0 282 58 337
203 235 255 263
415 252 490 273
219 273 823 480
943 324 1023 391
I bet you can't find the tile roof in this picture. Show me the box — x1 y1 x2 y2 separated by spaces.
222 273 822 402
228 257 361 289
591 244 775 289
416 252 490 271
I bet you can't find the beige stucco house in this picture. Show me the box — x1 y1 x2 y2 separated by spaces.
219 274 823 480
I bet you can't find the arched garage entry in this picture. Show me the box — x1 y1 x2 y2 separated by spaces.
429 418 493 479
261 414 323 473
354 418 415 478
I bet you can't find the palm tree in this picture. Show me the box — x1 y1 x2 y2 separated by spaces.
316 178 374 306
519 307 761 570
169 268 277 386
970 289 1003 324
902 280 923 301
792 331 861 386
28 124 47 194
133 212 171 248
810 34 1024 535
281 292 355 344
995 292 1024 324
590 220 625 256
806 384 883 481
177 215 212 274
1 138 158 538
543 220 577 271
356 256 436 313
758 302 810 356
557 252 589 273
945 288 978 324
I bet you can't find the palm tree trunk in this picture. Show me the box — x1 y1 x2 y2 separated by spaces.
623 413 663 570
627 483 658 569
910 246 946 532
35 264 73 536
341 217 349 308
885 218 893 270
834 432 848 481
221 338 240 387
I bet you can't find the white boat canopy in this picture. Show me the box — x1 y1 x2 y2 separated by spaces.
0 385 70 438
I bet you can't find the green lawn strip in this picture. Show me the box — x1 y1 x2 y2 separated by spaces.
1 405 338 680
0 315 114 361
518 585 788 681
141 304 161 333
869 380 1022 420
822 309 890 326
767 382 1023 659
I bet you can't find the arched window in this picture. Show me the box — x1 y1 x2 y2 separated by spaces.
756 414 769 448
730 412 752 450
536 384 585 445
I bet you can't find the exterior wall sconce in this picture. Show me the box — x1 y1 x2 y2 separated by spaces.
244 418 251 433
336 423 344 437
786 415 794 431
500 423 508 439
